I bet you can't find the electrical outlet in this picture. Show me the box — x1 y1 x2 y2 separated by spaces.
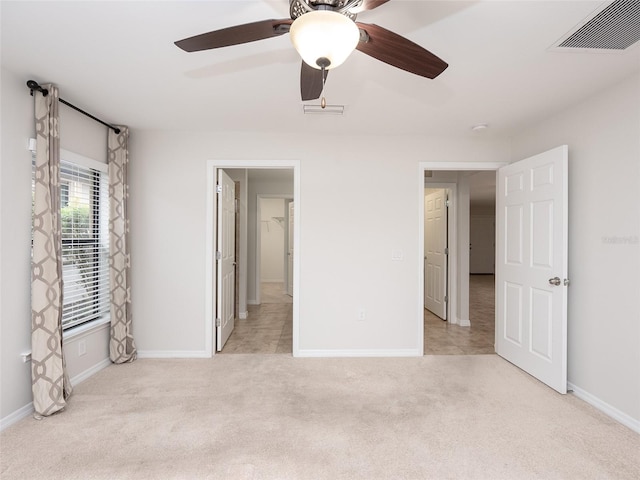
78 340 87 356
391 249 404 261
357 309 366 321
21 352 32 363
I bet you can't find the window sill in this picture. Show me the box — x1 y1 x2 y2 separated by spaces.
63 315 110 341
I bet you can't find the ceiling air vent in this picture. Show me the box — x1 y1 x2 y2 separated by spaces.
555 0 640 51
303 104 344 115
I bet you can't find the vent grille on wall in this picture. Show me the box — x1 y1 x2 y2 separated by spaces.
557 0 640 51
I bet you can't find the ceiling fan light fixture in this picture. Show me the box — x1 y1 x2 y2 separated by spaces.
290 10 360 70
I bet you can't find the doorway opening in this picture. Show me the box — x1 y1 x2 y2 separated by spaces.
420 148 569 392
255 195 294 305
205 161 299 357
220 194 294 354
419 163 505 356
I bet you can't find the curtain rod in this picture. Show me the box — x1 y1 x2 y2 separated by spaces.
26 80 121 134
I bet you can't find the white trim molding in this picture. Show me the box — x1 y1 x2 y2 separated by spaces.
420 162 508 171
70 358 111 387
0 403 34 432
63 315 110 341
297 349 421 358
568 382 640 434
1 356 112 432
136 350 211 359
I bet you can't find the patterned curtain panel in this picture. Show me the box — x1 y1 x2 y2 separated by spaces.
108 127 137 363
31 84 72 417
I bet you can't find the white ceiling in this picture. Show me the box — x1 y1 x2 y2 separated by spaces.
2 1 639 138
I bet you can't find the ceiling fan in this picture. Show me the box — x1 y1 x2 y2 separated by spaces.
175 0 448 102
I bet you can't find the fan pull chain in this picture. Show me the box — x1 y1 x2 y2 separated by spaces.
321 63 327 109
316 57 330 109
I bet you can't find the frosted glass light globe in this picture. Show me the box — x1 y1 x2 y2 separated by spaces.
290 10 360 69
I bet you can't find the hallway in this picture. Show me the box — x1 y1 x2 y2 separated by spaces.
424 275 495 355
220 282 292 354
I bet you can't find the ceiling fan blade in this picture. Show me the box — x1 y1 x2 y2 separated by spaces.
175 19 292 52
350 0 391 14
355 22 448 79
300 61 328 101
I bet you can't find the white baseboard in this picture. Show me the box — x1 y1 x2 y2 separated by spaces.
1 357 112 432
247 300 258 305
459 318 471 327
568 382 640 434
239 311 249 320
0 402 34 432
136 350 211 359
297 349 421 358
70 358 112 387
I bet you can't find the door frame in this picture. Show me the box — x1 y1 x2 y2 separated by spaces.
285 199 294 297
418 162 507 354
256 194 293 305
206 160 301 357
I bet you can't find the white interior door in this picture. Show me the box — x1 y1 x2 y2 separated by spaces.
424 189 448 320
287 201 294 297
216 169 236 351
496 145 568 393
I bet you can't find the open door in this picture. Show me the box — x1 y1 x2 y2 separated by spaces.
216 169 236 351
496 145 568 393
287 201 294 297
424 189 448 320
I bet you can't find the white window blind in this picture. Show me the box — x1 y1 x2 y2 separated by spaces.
32 149 110 330
60 160 110 329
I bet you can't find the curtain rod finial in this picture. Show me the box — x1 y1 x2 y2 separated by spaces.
26 80 48 97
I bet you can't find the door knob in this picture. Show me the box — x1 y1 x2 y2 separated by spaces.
548 277 561 286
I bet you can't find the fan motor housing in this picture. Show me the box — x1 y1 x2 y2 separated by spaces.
290 0 358 20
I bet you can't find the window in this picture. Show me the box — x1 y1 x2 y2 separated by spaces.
60 182 69 207
32 150 110 330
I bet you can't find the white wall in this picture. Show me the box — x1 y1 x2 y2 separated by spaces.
259 198 286 283
58 80 112 398
1 67 112 427
1 67 35 424
127 130 509 356
469 215 496 274
3 67 636 430
510 73 640 425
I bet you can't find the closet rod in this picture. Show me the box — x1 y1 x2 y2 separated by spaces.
26 80 121 134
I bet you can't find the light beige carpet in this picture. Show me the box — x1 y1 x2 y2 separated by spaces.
1 355 638 480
